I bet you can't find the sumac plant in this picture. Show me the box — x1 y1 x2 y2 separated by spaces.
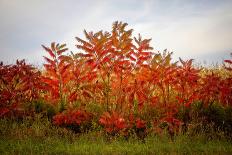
221 53 232 106
174 58 200 108
99 111 149 140
1 21 232 140
99 111 127 136
53 109 93 133
160 114 183 140
0 60 41 118
67 53 98 106
41 42 72 110
75 21 153 112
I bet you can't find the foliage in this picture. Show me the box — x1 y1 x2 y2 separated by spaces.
41 43 71 109
0 60 41 118
53 109 93 133
0 21 232 140
99 111 127 136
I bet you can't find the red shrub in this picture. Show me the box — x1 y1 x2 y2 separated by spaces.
99 111 127 134
53 109 92 126
0 60 42 118
199 73 222 106
135 118 146 129
41 42 72 105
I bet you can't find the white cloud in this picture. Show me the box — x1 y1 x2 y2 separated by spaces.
0 0 231 65
132 1 232 62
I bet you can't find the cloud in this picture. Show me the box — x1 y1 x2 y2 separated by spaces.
0 0 231 65
132 0 232 61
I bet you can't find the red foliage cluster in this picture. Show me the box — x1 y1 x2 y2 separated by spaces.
0 21 231 139
53 109 92 127
99 111 148 139
161 115 183 132
135 118 146 129
0 60 41 118
41 43 72 104
99 111 127 134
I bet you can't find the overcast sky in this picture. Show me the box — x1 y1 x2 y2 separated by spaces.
0 0 232 66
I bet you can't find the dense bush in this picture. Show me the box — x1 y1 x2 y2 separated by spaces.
0 21 231 140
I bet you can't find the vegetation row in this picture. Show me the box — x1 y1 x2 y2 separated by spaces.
1 21 232 141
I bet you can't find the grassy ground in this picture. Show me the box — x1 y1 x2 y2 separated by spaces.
0 117 232 155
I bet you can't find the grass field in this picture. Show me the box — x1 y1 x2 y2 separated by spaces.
1 117 232 155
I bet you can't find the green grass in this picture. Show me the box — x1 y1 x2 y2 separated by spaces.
0 117 232 155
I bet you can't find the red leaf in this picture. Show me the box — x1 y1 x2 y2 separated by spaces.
43 56 55 65
57 48 68 55
224 60 232 64
51 42 56 51
42 45 55 58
